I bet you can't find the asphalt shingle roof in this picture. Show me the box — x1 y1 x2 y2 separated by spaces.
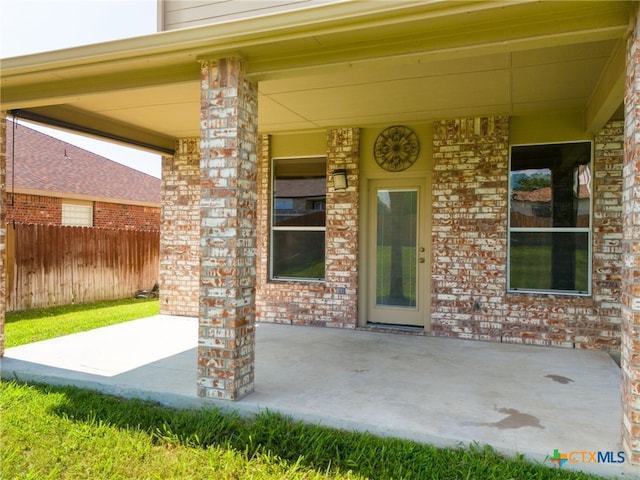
6 121 160 204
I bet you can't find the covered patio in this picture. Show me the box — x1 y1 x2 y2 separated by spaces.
0 315 630 477
2 0 640 466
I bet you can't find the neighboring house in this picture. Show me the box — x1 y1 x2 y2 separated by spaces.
5 120 160 229
3 121 161 311
2 0 640 464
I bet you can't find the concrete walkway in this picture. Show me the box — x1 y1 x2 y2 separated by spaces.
0 315 634 478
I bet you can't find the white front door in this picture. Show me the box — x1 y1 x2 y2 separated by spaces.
367 178 429 328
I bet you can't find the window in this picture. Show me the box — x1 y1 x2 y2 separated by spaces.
508 142 591 295
271 157 326 280
62 203 93 226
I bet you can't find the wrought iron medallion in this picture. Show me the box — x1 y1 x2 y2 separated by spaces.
373 125 419 172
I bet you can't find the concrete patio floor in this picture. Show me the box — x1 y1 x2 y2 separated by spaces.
0 315 635 478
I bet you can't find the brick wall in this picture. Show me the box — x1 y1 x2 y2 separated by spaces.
588 121 624 347
94 202 160 230
431 117 510 341
256 128 359 328
4 193 61 224
159 138 200 317
502 123 623 349
622 5 640 464
431 116 623 350
3 192 160 230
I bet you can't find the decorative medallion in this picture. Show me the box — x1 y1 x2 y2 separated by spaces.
373 125 420 172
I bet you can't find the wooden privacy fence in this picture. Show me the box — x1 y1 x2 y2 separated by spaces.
6 223 159 311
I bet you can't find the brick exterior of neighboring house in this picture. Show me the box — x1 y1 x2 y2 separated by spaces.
5 121 160 229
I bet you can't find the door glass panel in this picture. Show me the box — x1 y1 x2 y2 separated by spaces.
376 189 417 308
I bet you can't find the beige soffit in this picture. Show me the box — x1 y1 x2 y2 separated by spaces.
1 0 634 151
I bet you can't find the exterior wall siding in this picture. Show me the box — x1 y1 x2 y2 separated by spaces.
159 139 200 317
431 116 623 350
256 128 359 328
161 0 342 31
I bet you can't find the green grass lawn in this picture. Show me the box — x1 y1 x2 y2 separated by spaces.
1 381 607 480
5 298 159 348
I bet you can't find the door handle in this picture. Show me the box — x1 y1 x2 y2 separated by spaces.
419 257 425 263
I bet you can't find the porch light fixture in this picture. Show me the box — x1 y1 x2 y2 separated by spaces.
333 169 348 190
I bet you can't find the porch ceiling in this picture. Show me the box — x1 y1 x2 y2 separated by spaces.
0 0 633 154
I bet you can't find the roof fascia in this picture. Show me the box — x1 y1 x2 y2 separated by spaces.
2 0 629 100
0 1 532 74
2 0 630 94
1 63 198 111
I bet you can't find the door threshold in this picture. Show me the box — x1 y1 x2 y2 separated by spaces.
364 322 425 334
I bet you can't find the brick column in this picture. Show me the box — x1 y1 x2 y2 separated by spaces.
0 114 6 356
591 122 624 349
198 58 257 400
160 138 200 317
622 5 640 465
325 128 359 326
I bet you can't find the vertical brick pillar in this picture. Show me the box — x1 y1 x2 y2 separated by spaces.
255 134 271 292
622 5 640 465
326 128 359 326
160 138 201 317
0 113 6 356
592 122 624 348
198 58 257 400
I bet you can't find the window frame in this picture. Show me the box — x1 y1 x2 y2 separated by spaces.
61 202 93 227
507 140 593 296
269 156 327 282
